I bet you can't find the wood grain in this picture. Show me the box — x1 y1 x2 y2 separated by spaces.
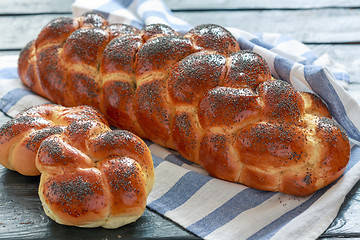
320 181 360 239
2 9 359 49
1 12 360 84
0 0 360 239
172 8 360 44
165 0 360 10
0 166 198 240
0 0 73 14
0 14 72 51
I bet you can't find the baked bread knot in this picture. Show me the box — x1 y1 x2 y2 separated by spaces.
0 104 154 228
18 12 350 196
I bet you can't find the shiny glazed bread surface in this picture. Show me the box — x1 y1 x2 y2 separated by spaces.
18 12 350 196
0 104 154 228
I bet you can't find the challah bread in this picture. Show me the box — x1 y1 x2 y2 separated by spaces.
18 12 350 196
0 104 154 228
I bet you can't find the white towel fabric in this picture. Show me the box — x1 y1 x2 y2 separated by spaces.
0 0 359 239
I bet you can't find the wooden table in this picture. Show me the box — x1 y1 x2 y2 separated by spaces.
1 0 359 239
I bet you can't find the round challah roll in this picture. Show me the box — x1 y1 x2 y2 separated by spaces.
18 12 350 196
0 104 154 228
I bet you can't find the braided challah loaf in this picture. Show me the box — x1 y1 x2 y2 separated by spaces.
18 12 350 196
0 104 154 228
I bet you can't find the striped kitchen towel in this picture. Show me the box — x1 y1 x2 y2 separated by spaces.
0 0 360 239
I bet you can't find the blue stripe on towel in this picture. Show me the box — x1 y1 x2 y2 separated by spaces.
237 37 256 51
94 0 145 29
151 154 164 168
0 88 33 113
140 0 173 15
304 65 360 141
141 10 192 32
188 189 275 238
274 56 294 83
148 171 212 214
165 154 194 166
250 38 274 50
130 19 145 29
248 187 328 240
333 72 350 82
345 145 360 172
275 35 293 45
301 51 318 65
95 0 133 18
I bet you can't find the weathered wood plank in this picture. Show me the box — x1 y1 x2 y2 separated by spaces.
320 181 360 238
0 14 72 51
1 9 360 51
165 0 360 10
0 51 19 56
172 8 360 44
0 0 73 14
0 166 198 240
4 0 359 14
0 0 360 239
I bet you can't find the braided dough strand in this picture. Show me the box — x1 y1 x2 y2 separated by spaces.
18 12 350 196
0 104 154 228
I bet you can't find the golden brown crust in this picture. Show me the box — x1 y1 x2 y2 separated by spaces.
135 35 194 77
141 23 179 41
301 92 332 118
168 52 227 105
39 169 110 226
0 115 53 175
97 157 147 218
35 17 79 49
18 12 350 196
184 24 240 55
0 104 154 228
258 79 305 123
198 87 261 129
173 111 202 162
134 78 175 148
225 51 272 89
200 133 241 181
